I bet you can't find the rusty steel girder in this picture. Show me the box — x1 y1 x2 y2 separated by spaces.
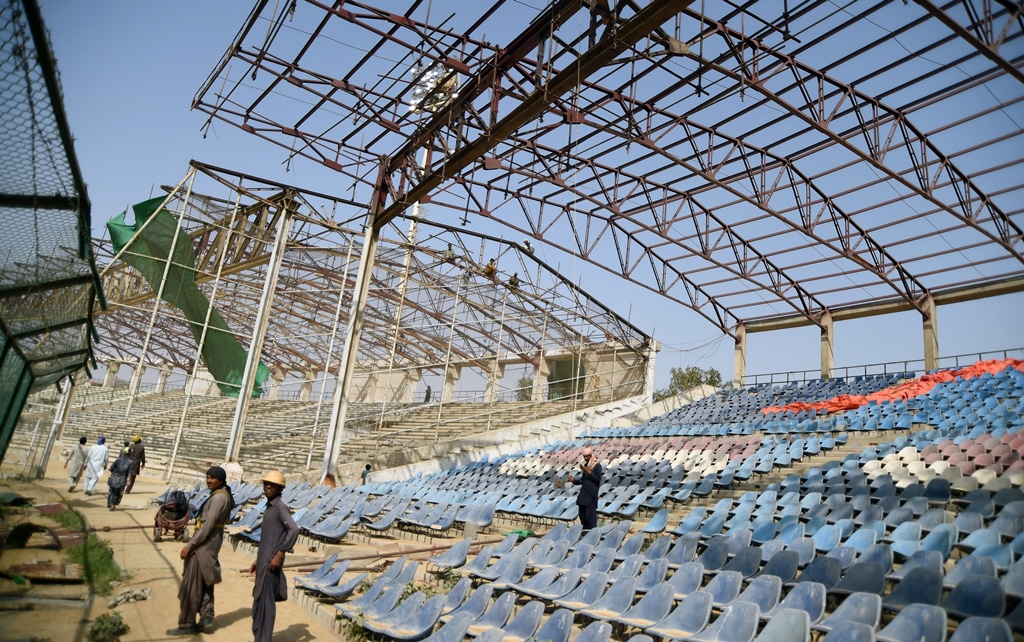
192 0 1024 336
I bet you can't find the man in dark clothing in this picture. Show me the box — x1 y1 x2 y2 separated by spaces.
250 470 299 642
167 466 233 636
569 446 602 531
125 435 146 493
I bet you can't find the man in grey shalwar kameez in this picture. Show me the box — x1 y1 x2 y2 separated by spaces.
167 466 233 636
249 470 299 642
64 436 88 491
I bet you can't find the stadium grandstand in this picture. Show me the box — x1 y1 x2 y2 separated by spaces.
3 0 1024 641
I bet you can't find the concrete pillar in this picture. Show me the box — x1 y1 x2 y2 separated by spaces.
485 362 506 403
103 362 121 388
386 367 420 403
133 364 146 390
820 310 834 379
300 370 316 401
644 342 658 398
441 366 462 403
155 367 171 394
267 368 287 400
922 294 939 372
532 357 550 402
733 324 746 386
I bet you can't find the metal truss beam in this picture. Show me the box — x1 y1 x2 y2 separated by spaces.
912 0 1024 86
494 92 929 314
376 0 695 228
686 10 1024 261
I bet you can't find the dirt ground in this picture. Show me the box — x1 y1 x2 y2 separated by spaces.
0 450 339 642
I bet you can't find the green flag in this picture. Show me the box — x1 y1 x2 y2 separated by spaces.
108 196 271 398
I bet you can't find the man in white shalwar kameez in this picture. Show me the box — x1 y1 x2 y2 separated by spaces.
83 436 109 495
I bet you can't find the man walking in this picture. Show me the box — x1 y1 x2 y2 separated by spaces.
167 466 234 636
569 446 603 531
125 435 146 493
250 470 299 642
64 436 88 492
83 436 109 496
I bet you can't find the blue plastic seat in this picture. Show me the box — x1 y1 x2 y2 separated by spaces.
830 562 886 595
666 561 705 599
369 593 448 639
754 550 799 584
705 570 744 608
787 538 816 567
528 609 573 642
465 591 517 636
666 533 701 568
515 567 584 600
420 612 475 642
752 608 809 642
635 559 670 593
948 617 1012 642
938 573 1005 619
609 554 646 582
293 554 339 586
581 577 634 622
881 567 942 612
644 535 675 561
611 583 676 629
552 571 609 610
646 590 714 640
874 604 946 642
1001 558 1024 600
886 549 942 581
439 584 493 623
644 508 671 534
719 547 762 578
697 540 730 572
427 538 473 571
688 600 760 642
335 574 399 617
942 555 996 589
732 575 781 613
811 592 881 634
788 557 841 590
498 600 545 642
819 621 876 642
574 621 612 642
440 577 472 615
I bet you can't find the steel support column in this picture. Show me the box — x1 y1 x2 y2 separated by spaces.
322 167 388 478
225 197 295 463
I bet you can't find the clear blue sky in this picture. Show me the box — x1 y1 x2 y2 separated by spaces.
38 1 1024 389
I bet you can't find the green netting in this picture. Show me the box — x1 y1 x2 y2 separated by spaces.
107 196 270 398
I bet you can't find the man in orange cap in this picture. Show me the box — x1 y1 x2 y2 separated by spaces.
249 470 299 642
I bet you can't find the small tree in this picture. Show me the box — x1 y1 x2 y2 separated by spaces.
515 375 533 401
653 365 723 401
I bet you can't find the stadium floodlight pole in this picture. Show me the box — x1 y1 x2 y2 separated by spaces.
125 169 197 419
166 190 244 481
224 195 295 465
321 166 388 480
307 236 357 470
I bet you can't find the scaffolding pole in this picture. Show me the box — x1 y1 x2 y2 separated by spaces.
225 196 295 463
125 170 197 418
166 190 244 480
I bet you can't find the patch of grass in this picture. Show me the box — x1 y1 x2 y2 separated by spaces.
87 611 130 642
339 614 371 642
54 509 124 596
437 567 463 592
